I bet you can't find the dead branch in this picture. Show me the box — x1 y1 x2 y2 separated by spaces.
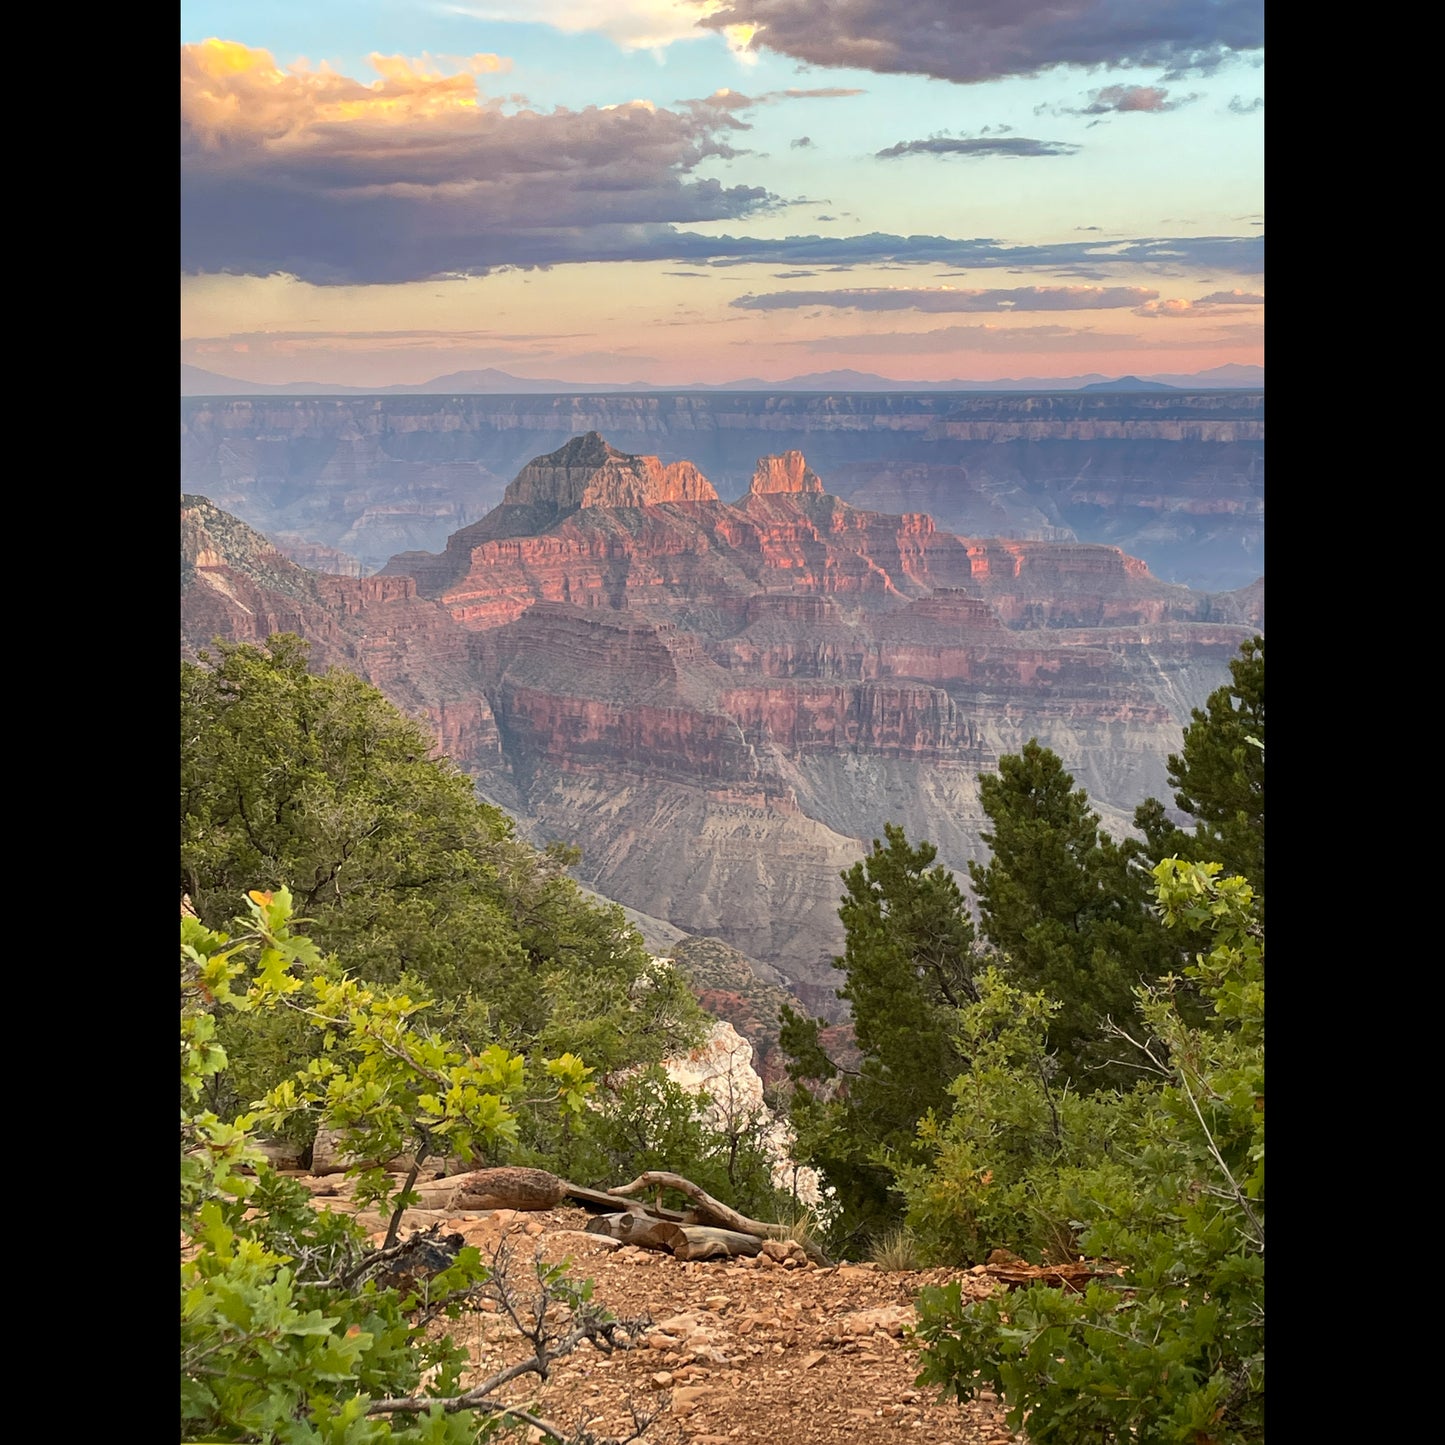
610 1170 832 1266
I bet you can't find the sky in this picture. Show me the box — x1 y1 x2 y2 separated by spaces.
179 1 1264 388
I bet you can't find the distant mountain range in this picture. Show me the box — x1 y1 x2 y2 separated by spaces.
181 362 1264 397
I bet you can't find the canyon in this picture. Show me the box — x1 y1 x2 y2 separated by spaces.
181 433 1262 1018
180 390 1263 591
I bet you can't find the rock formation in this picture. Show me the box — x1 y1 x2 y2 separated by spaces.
181 390 1264 588
749 450 824 496
181 437 1260 1012
504 431 719 511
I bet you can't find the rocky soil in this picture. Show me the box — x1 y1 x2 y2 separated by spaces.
306 1185 1018 1445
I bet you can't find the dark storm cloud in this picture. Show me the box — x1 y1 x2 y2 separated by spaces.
702 0 1264 85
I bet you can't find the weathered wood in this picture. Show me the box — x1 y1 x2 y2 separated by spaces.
584 1212 683 1251
983 1260 1115 1293
446 1167 569 1212
611 1170 832 1266
671 1226 764 1261
560 1181 688 1222
582 1212 762 1259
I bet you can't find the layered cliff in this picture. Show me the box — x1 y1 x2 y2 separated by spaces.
181 496 503 764
749 450 824 496
181 436 1260 1011
503 431 719 510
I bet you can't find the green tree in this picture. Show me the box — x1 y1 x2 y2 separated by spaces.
914 859 1264 1444
969 740 1175 1086
894 969 1148 1268
181 888 639 1444
779 824 978 1252
181 637 703 1135
1135 636 1265 898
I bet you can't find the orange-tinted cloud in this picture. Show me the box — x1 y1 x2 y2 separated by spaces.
181 41 770 283
1134 290 1264 317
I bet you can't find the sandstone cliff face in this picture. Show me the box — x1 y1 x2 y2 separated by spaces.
749 450 824 495
181 391 1263 588
503 432 720 511
181 432 1260 1011
181 497 502 763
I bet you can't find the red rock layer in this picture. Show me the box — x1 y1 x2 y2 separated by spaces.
749 450 825 495
503 431 719 509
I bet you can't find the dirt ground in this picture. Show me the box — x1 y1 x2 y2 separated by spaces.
375 1202 1020 1445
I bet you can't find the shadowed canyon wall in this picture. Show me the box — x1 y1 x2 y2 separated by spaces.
181 392 1263 590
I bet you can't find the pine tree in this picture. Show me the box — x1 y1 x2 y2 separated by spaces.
1135 636 1264 898
969 740 1174 1087
780 825 977 1249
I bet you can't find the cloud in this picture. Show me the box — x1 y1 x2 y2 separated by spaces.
699 0 1264 84
477 1 1261 86
188 328 582 348
877 134 1080 160
1134 289 1264 317
788 324 1125 355
1229 95 1265 113
787 321 1263 354
790 135 814 148
181 46 1264 285
1039 84 1199 117
684 233 1263 275
734 232 1257 275
181 40 773 284
447 1 725 53
734 284 1158 312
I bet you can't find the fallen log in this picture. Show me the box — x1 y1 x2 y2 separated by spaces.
610 1170 832 1267
451 1167 569 1212
982 1259 1121 1293
583 1212 762 1260
561 1181 688 1221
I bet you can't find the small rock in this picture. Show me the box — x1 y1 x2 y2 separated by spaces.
802 1350 826 1370
704 1294 730 1311
840 1305 912 1338
650 1372 674 1390
671 1386 713 1417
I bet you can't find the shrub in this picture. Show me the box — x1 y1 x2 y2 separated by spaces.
912 861 1264 1444
181 889 643 1443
